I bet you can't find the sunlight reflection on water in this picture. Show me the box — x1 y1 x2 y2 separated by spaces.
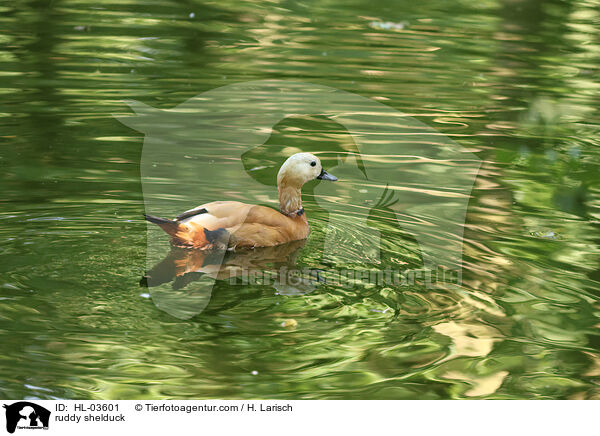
0 0 599 400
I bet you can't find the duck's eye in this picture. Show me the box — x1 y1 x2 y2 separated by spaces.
310 161 316 167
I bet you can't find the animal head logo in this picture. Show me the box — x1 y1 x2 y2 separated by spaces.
116 80 481 319
3 402 50 434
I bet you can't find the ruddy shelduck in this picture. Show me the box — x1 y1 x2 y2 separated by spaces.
144 152 337 249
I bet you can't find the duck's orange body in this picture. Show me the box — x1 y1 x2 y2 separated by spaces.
145 153 337 250
146 201 309 249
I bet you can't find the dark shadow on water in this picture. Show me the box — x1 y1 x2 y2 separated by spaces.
140 239 320 296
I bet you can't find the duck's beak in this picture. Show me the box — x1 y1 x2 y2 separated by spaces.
317 169 338 181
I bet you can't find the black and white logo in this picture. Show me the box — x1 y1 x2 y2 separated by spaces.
3 402 50 434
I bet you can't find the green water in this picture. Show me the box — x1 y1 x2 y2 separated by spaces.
1 0 599 400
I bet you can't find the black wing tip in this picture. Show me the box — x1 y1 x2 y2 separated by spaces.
144 214 172 225
175 208 208 221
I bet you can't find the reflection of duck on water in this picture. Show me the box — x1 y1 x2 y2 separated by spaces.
140 239 320 295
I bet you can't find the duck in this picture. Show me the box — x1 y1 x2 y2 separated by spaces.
144 152 338 250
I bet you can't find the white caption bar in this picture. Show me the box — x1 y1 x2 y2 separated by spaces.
0 400 594 436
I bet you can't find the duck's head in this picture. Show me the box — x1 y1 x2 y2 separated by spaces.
277 152 338 187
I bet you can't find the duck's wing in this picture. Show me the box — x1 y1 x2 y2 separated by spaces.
177 201 256 230
177 201 307 248
144 201 305 249
175 207 208 221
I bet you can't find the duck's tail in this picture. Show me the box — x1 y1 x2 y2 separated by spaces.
144 214 229 249
144 214 180 237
